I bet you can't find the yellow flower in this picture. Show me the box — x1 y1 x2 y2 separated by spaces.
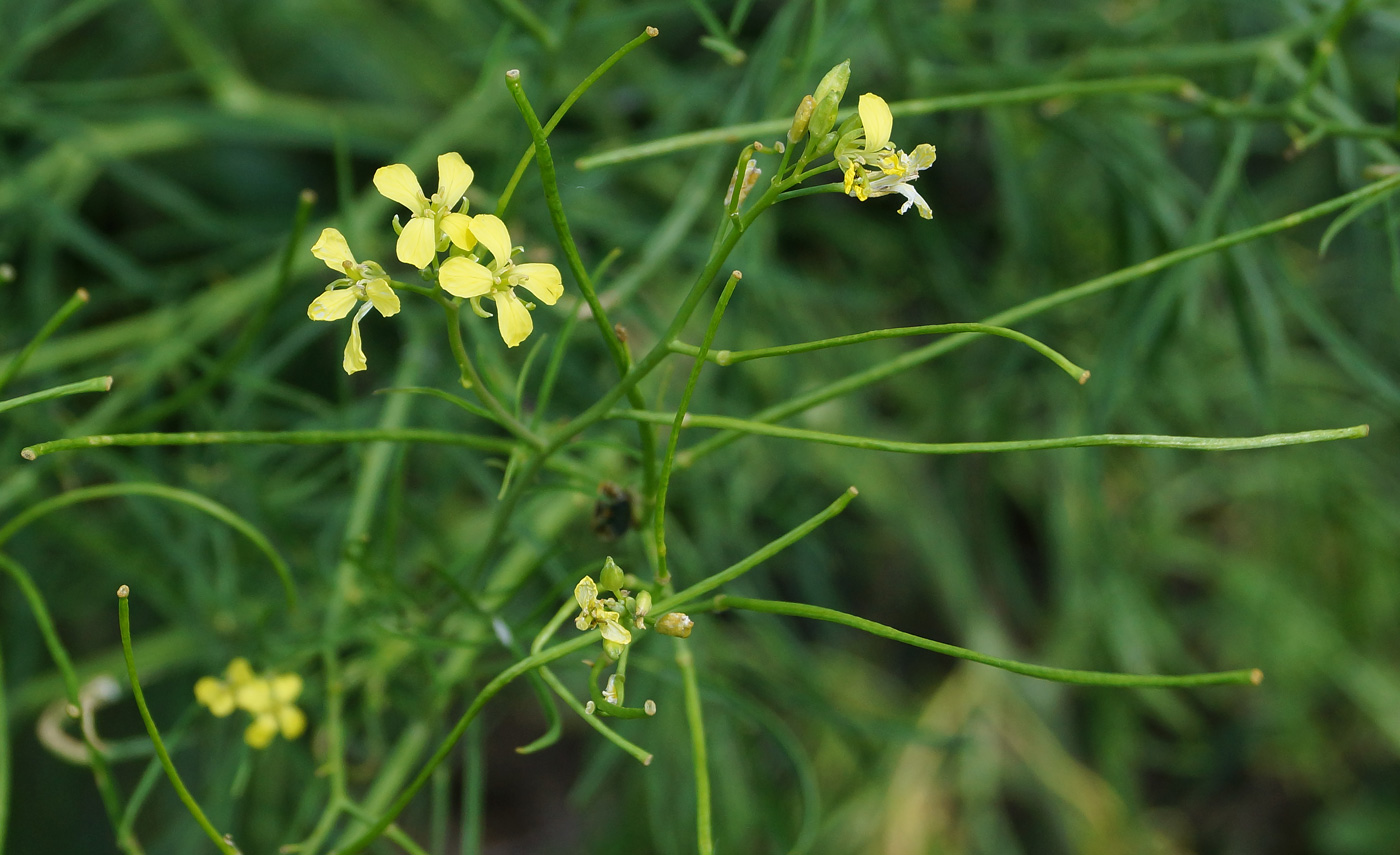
373 152 477 269
573 575 632 645
235 672 307 750
437 214 562 348
307 228 401 374
194 657 257 718
834 93 937 218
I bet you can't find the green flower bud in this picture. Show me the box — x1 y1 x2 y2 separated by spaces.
808 60 850 139
655 612 694 638
600 556 625 595
812 59 850 108
788 95 815 144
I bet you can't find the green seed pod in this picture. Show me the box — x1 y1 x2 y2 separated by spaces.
655 612 694 638
600 556 625 595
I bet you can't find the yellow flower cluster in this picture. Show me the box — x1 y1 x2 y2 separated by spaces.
574 575 632 646
194 657 306 749
307 152 563 373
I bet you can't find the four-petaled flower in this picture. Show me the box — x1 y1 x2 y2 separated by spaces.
307 228 401 374
374 153 478 269
195 658 308 749
438 214 563 348
836 93 937 219
573 575 632 645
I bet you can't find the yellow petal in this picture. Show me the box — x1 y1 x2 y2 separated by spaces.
343 317 367 374
495 290 533 347
234 679 272 714
364 279 401 317
858 93 892 152
436 152 473 209
277 704 307 740
225 658 255 685
311 228 356 271
512 263 562 305
575 612 592 631
194 677 236 717
469 214 513 266
244 714 278 749
440 212 476 251
910 143 937 169
373 163 425 212
574 575 598 610
269 673 303 704
438 257 495 299
599 616 632 645
308 289 358 322
396 216 437 269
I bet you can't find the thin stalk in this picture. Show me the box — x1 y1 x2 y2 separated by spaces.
437 297 545 449
0 482 295 609
681 172 1400 464
533 666 653 764
483 0 556 49
331 633 597 855
496 27 659 217
654 487 858 615
0 375 111 416
117 589 238 855
0 289 89 395
608 411 1368 459
21 428 516 460
714 596 1263 687
669 322 1090 382
655 271 741 584
1290 0 1363 109
338 801 431 855
677 639 713 855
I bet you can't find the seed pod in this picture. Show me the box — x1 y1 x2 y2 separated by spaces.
655 612 694 638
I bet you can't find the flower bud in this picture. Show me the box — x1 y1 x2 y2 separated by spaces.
808 60 850 139
655 612 694 638
635 590 652 617
788 95 815 144
602 639 626 661
600 556 625 595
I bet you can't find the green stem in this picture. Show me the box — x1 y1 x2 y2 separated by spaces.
1290 0 1362 110
21 428 516 460
338 801 431 855
585 656 652 719
655 271 741 584
681 172 1400 464
669 322 1090 382
0 375 111 416
482 0 557 50
0 289 90 395
533 666 653 764
714 596 1263 688
654 487 858 614
496 27 659 217
0 482 295 609
437 297 545 448
117 590 238 855
331 633 598 855
676 639 713 855
610 412 1369 459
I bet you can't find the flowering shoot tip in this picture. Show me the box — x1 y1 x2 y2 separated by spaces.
644 699 657 716
76 288 90 302
20 448 35 460
101 376 113 391
117 584 129 598
847 486 859 496
1250 669 1264 685
646 25 659 36
1078 370 1091 385
506 68 521 81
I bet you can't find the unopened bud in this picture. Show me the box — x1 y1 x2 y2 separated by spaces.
788 95 815 144
808 60 850 138
655 612 694 638
635 590 652 617
600 556 625 594
602 639 626 660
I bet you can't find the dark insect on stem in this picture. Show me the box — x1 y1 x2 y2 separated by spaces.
592 482 636 541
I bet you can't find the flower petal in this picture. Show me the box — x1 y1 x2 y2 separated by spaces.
244 714 279 749
396 216 437 269
308 288 358 322
574 576 598 610
277 704 307 740
311 228 356 272
226 658 255 685
436 152 473 209
599 616 632 645
440 212 476 251
269 673 303 704
364 279 401 317
469 214 513 266
438 257 495 298
194 677 236 717
373 163 425 212
343 317 368 374
495 290 533 348
512 263 562 305
858 93 893 152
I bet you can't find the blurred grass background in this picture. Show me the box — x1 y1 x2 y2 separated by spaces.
3 0 1400 852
